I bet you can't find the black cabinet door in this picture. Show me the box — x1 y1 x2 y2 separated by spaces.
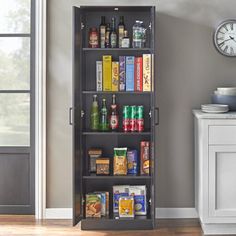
72 6 83 225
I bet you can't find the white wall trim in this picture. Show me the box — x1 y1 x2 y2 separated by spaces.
45 208 73 219
44 208 198 219
35 0 47 219
156 208 198 219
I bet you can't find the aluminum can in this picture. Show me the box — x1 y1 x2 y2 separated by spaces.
136 105 144 132
122 106 130 132
130 106 137 132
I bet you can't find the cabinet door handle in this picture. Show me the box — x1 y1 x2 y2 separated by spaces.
69 107 73 125
154 107 159 126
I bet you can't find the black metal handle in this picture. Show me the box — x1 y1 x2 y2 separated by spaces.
69 107 73 125
154 107 159 126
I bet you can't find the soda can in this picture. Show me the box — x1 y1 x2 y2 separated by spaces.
136 106 144 132
130 106 137 132
122 106 130 132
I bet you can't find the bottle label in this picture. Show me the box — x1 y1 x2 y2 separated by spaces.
110 34 117 47
118 27 124 48
110 115 119 129
100 27 106 48
89 32 98 47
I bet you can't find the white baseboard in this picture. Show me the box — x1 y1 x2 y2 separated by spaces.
156 208 198 219
44 207 198 219
45 208 72 219
201 223 236 235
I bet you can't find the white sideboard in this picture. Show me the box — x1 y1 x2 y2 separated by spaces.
193 110 236 235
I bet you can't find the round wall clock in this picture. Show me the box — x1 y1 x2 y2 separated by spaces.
214 19 236 57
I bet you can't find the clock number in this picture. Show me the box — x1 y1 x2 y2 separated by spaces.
223 45 229 53
230 47 234 55
223 25 228 31
230 23 234 31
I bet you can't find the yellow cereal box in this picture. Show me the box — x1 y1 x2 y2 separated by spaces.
118 196 135 218
142 54 151 91
112 61 119 91
103 55 112 91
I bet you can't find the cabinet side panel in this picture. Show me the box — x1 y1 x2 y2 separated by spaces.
72 6 83 225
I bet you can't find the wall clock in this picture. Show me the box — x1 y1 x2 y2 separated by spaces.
214 19 236 57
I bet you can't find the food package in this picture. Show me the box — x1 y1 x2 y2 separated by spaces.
129 185 147 215
86 193 101 218
118 196 135 218
103 55 112 91
88 148 102 173
140 141 150 175
96 158 110 175
113 147 127 175
112 61 119 91
127 150 138 175
113 185 129 213
94 192 108 216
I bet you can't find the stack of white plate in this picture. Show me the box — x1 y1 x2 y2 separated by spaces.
201 104 229 113
214 87 236 96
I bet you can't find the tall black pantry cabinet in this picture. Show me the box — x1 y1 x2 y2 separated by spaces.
72 6 157 230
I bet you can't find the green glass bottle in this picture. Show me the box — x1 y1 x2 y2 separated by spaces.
90 95 99 131
100 98 109 131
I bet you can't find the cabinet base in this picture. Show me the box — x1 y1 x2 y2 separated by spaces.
81 218 153 230
201 222 236 235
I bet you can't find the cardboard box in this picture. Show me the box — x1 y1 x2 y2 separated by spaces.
134 57 143 91
143 54 151 91
119 56 126 91
126 56 135 91
96 61 103 91
112 61 119 91
103 55 112 91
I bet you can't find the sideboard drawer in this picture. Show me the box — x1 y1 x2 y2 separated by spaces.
209 126 236 145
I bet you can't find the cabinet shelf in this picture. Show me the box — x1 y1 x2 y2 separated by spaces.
83 175 151 180
82 131 151 136
82 91 152 95
82 48 152 52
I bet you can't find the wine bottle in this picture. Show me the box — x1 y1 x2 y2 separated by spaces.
118 16 125 48
99 16 106 48
110 17 117 48
109 94 119 131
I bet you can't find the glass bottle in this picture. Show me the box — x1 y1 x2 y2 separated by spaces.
121 30 130 48
109 94 119 131
132 20 143 48
89 27 99 48
90 95 99 131
118 16 125 48
105 23 111 48
100 98 109 131
99 16 106 48
110 17 117 48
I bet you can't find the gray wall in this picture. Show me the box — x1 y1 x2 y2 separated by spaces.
47 0 236 208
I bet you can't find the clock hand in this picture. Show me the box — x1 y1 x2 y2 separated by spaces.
229 36 236 43
218 38 232 46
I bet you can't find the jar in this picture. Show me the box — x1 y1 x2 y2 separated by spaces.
89 27 99 48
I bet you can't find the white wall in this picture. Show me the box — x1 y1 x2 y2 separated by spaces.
46 0 236 208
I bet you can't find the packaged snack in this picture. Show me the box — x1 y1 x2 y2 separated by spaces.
113 185 129 213
127 150 138 175
113 147 127 175
105 191 109 216
96 158 110 175
118 196 135 218
88 148 102 173
129 185 147 215
94 192 107 216
86 193 101 218
140 141 150 175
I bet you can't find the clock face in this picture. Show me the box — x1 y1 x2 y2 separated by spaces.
214 20 236 57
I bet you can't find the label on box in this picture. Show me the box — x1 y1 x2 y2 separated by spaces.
143 54 151 91
96 61 103 91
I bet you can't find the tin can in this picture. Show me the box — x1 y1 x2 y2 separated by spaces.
130 106 137 132
122 106 130 132
136 106 144 132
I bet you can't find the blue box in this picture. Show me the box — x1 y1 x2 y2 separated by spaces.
125 56 135 91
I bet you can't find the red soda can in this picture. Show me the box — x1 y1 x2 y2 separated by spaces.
130 105 137 132
122 106 130 132
137 106 144 132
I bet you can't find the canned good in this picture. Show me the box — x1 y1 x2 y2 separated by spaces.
122 106 130 132
136 106 144 132
130 106 137 132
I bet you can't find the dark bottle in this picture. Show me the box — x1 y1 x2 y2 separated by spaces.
110 17 117 48
118 16 125 48
90 94 99 131
100 98 109 131
105 23 111 48
99 16 106 48
109 94 119 131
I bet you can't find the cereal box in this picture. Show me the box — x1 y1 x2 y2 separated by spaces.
86 193 101 218
143 54 151 91
112 61 119 91
103 55 112 91
96 61 103 91
113 185 129 213
118 196 135 218
119 56 126 91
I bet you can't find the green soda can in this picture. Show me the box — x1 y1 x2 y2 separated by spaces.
122 105 130 132
130 105 137 132
136 105 144 132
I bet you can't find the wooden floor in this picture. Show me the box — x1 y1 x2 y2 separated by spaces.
0 215 203 236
